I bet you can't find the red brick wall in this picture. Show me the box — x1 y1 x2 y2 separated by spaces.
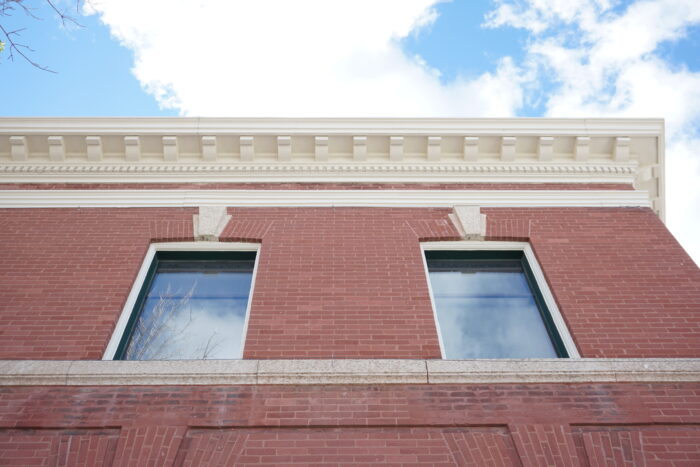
230 208 454 359
1 382 699 466
1 205 698 359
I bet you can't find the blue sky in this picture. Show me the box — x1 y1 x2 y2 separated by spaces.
1 1 176 116
1 0 699 263
403 2 528 86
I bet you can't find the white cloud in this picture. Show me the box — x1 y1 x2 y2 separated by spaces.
86 0 523 117
484 0 613 34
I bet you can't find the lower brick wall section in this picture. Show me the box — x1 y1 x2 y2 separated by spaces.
2 382 700 466
574 426 700 466
0 428 119 466
4 425 699 467
174 427 519 466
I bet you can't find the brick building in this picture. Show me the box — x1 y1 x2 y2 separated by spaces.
0 117 699 465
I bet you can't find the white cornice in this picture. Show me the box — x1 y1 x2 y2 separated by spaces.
0 359 697 386
0 118 665 219
0 189 651 209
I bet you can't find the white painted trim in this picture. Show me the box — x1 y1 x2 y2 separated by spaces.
422 241 532 251
420 241 581 359
239 249 261 359
152 241 260 252
102 242 261 360
1 358 698 386
419 248 447 359
0 189 651 209
522 244 580 357
0 117 665 135
657 130 666 222
102 245 157 360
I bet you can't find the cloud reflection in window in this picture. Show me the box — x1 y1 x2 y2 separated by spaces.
428 263 558 359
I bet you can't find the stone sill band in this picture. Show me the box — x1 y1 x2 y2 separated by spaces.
1 359 698 386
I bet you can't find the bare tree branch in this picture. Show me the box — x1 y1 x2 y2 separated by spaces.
0 0 85 72
123 281 229 361
45 0 82 27
0 22 55 72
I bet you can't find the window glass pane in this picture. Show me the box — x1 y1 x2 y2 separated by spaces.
123 256 255 360
427 256 558 359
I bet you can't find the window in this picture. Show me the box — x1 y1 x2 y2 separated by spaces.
423 242 577 359
104 244 259 360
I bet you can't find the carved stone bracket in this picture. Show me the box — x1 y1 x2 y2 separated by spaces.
193 206 232 241
451 205 487 240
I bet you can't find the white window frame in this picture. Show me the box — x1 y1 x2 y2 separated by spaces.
102 241 261 360
420 240 580 359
